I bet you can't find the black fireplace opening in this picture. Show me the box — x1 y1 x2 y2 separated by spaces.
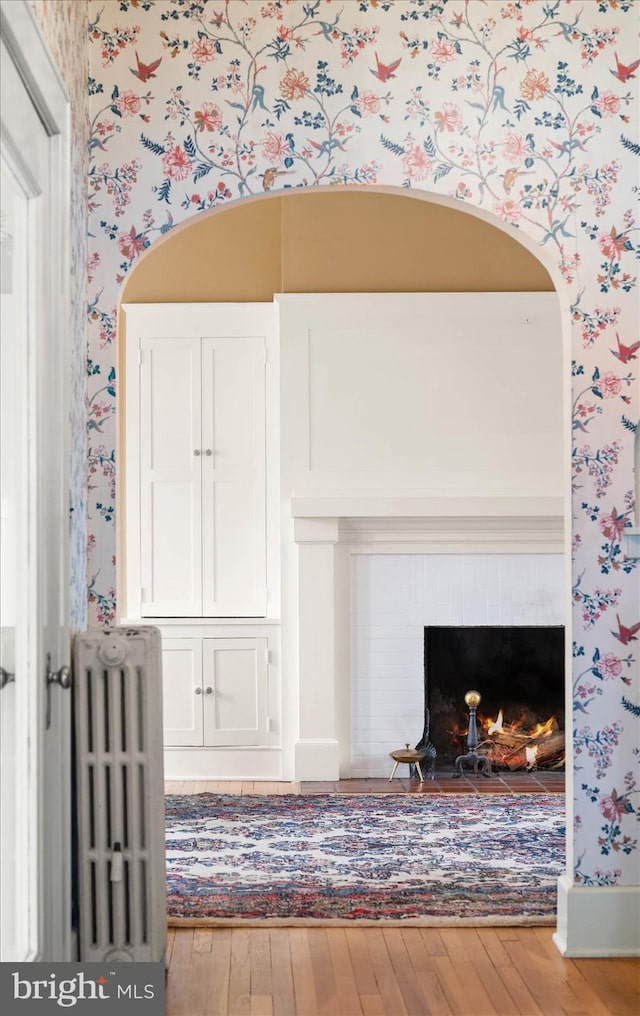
420 625 565 771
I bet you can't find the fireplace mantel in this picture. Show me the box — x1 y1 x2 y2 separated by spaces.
286 494 566 782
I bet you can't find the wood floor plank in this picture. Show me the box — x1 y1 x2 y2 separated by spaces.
203 928 232 1016
308 929 340 1014
326 928 363 1016
228 929 252 1016
446 928 521 1015
400 928 453 1015
166 928 196 1016
192 928 215 954
572 958 640 1016
289 929 318 1016
250 997 274 1016
365 928 408 1016
359 996 385 1016
440 929 499 1015
383 926 433 1016
269 929 296 1016
345 928 379 996
251 930 273 999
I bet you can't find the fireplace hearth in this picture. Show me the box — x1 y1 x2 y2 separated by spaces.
419 625 565 772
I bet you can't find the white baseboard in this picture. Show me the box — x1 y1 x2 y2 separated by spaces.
554 875 640 956
163 747 283 781
294 739 340 781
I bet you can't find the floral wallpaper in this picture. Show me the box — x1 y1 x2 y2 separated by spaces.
86 0 639 887
31 0 90 631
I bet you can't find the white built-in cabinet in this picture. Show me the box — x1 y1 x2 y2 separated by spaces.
162 637 269 747
124 304 273 619
123 305 280 777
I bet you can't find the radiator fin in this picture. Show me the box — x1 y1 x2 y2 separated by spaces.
74 627 165 963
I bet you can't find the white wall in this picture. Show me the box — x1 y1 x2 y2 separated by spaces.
279 292 563 499
351 553 565 776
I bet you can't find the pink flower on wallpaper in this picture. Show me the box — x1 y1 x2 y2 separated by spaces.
354 91 381 117
261 131 292 164
402 143 432 181
194 102 223 132
520 69 550 100
277 25 295 43
599 227 629 260
434 103 462 132
162 144 193 181
493 198 522 225
191 37 218 64
431 38 457 64
599 789 628 824
594 91 621 118
598 653 623 679
117 226 147 260
594 371 623 398
280 68 309 100
113 89 141 117
599 508 628 542
503 132 532 164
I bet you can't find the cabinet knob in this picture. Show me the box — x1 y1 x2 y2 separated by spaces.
204 449 213 456
195 686 202 695
193 449 201 456
205 686 213 695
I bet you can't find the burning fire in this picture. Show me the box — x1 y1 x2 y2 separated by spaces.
477 708 564 771
487 709 504 735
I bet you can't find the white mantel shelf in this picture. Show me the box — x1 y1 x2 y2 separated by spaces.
290 495 564 519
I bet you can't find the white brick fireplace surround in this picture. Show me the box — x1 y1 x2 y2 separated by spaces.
283 496 567 782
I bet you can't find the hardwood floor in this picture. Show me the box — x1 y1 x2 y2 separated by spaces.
164 780 639 1016
165 926 639 1016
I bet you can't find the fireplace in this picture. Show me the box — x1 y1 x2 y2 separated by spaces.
420 625 565 771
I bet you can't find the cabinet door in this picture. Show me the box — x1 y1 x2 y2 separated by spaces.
162 638 203 747
202 638 268 746
201 337 266 616
139 337 202 616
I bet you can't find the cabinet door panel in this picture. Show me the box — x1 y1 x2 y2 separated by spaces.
162 638 203 746
140 338 202 615
203 638 268 746
201 337 266 616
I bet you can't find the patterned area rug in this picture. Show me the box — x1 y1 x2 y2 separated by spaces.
165 793 565 926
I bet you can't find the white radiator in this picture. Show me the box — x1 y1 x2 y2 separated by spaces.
74 626 166 963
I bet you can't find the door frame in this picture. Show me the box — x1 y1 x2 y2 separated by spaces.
0 0 71 961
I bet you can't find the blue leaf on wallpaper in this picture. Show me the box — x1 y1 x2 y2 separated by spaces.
622 416 638 433
620 135 640 156
140 133 165 156
284 156 294 168
155 179 171 204
423 135 436 157
524 157 534 168
380 134 405 156
433 164 451 183
183 135 196 158
193 163 212 182
622 697 640 717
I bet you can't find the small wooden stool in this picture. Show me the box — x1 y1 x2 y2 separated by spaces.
389 744 427 783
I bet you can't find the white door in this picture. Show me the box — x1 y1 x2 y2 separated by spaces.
201 337 266 616
162 638 203 746
0 4 71 963
139 337 202 616
203 638 268 746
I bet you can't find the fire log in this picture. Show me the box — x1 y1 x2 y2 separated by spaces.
503 731 565 770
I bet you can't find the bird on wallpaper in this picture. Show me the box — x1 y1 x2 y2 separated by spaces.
611 53 640 83
611 332 640 363
306 136 348 157
612 615 640 645
130 52 162 83
501 169 534 193
261 168 294 191
371 53 402 83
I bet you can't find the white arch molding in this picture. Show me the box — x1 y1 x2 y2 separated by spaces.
116 187 637 957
